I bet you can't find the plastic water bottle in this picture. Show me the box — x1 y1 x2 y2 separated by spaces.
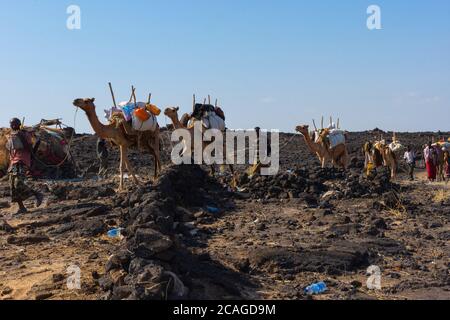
107 228 122 238
304 281 327 295
206 206 219 214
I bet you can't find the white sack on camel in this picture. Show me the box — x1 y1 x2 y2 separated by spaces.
131 112 158 132
328 129 346 148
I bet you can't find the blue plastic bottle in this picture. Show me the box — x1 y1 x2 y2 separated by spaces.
206 206 219 214
107 228 122 238
304 281 327 295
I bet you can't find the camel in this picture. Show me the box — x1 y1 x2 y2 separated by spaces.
363 141 398 179
296 125 329 168
316 128 349 170
73 98 161 191
0 126 76 178
164 106 234 175
295 125 348 169
433 145 445 182
0 128 10 177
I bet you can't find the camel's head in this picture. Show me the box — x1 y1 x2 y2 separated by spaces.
295 125 309 135
73 98 96 112
164 106 179 119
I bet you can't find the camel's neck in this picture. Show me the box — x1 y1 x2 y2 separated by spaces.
169 115 184 129
302 132 317 153
84 109 112 139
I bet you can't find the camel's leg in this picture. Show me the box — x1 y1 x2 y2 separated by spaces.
342 150 349 170
154 139 161 178
153 150 158 179
150 135 161 180
118 146 125 191
331 155 337 168
151 148 159 180
121 146 141 186
146 138 159 182
439 165 444 182
340 152 345 169
320 156 326 169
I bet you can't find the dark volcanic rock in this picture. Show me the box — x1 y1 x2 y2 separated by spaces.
101 165 225 300
76 220 107 237
7 234 50 245
248 243 369 276
0 220 15 233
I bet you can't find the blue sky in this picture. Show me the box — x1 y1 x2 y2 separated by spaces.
0 0 449 133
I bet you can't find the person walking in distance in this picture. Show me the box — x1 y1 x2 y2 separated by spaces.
403 145 416 181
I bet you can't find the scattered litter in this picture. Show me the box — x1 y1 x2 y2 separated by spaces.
304 281 327 295
107 228 123 238
206 206 219 214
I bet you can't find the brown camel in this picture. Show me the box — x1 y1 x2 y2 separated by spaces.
0 126 76 178
433 145 445 182
296 125 347 169
164 107 234 175
296 125 329 168
316 128 349 170
0 128 10 177
73 98 161 191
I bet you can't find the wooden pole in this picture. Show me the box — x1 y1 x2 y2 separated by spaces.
128 87 134 103
208 95 211 105
108 82 117 108
312 119 318 131
148 93 152 104
132 86 137 107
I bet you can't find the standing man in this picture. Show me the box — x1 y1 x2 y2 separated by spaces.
6 118 43 214
403 145 416 181
96 138 109 178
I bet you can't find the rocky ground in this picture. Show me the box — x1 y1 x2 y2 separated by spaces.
0 129 449 300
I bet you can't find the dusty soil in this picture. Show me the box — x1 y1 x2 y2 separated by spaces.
0 130 449 300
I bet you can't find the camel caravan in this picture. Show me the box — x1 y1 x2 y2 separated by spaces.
73 84 232 190
2 84 448 196
363 133 405 179
164 94 234 176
